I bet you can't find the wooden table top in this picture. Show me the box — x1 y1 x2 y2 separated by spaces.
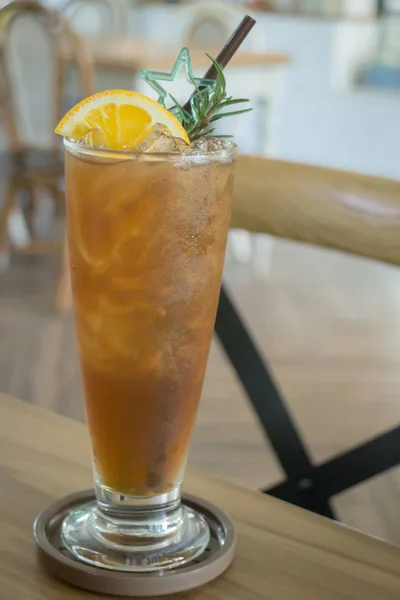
64 37 290 71
1 391 400 599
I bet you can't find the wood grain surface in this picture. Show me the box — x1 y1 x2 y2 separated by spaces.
62 36 289 71
233 156 400 266
1 392 400 599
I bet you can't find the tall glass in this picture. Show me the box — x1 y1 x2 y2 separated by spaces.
61 138 237 572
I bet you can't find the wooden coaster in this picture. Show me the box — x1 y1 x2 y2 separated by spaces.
33 490 236 597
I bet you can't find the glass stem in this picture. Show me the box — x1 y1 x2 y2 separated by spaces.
94 479 185 549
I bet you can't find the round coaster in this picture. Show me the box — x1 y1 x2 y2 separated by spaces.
33 490 236 596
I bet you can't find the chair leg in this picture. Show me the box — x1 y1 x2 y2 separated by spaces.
49 182 64 216
22 185 38 236
215 285 313 479
0 179 18 251
54 233 72 314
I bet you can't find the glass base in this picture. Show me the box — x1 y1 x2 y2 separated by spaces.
61 492 210 572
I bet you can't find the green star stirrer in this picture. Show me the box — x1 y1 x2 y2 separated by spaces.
140 47 214 109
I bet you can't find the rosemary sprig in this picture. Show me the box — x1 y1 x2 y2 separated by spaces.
169 55 252 141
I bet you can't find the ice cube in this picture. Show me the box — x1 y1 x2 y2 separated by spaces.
79 128 105 148
136 123 189 153
186 137 234 153
152 123 171 136
181 136 236 166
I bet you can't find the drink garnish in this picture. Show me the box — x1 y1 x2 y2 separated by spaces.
54 16 256 150
55 90 189 149
140 50 251 141
140 15 256 141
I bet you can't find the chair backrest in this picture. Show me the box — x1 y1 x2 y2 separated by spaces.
233 155 400 267
61 0 120 35
178 2 267 51
0 0 94 153
183 4 233 49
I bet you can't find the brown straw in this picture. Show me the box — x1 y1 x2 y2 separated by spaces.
182 14 256 112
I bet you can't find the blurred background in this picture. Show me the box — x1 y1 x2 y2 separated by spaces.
1 0 400 544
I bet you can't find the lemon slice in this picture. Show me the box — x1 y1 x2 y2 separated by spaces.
55 89 189 150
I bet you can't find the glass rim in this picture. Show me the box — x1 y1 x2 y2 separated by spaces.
63 136 238 162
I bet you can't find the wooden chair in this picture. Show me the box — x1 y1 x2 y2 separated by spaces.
0 0 94 311
60 0 131 100
61 0 125 35
180 2 267 51
215 155 400 518
183 4 232 49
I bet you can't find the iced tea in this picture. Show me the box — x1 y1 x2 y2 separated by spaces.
66 144 235 496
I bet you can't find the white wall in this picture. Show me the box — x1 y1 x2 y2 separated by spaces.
258 14 400 179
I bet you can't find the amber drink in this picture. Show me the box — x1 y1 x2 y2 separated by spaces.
62 138 236 571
